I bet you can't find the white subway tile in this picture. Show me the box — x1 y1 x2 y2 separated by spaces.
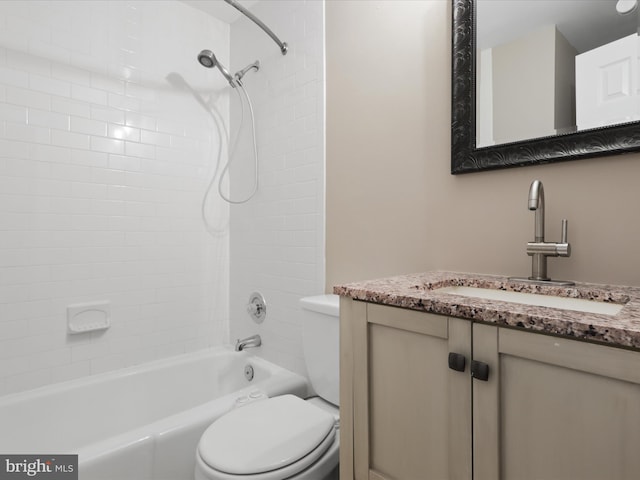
49 264 93 281
51 360 91 383
294 96 316 119
28 316 66 334
91 106 125 125
125 112 156 131
71 116 107 137
0 284 30 305
28 108 70 131
52 97 91 118
125 141 155 159
0 103 26 123
28 280 71 301
0 265 51 286
0 0 232 395
29 39 71 65
125 82 157 102
29 73 71 97
295 63 318 87
29 348 71 371
140 129 170 146
49 163 93 183
70 182 108 200
51 64 91 86
90 136 124 155
169 135 197 151
108 154 140 172
6 86 51 110
108 124 140 142
3 300 56 324
5 123 51 144
30 213 73 231
0 138 29 159
108 92 139 112
5 50 51 77
0 66 29 88
91 167 126 186
51 130 90 150
90 75 125 96
72 84 108 105
0 356 31 378
72 341 110 362
4 369 52 394
70 149 108 168
157 118 185 136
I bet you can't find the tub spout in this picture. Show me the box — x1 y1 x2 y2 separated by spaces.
235 334 262 352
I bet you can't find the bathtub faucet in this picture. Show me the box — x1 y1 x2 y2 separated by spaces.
235 334 262 352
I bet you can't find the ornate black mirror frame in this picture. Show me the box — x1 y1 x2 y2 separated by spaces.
451 0 640 174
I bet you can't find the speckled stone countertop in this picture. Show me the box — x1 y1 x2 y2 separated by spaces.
334 271 640 350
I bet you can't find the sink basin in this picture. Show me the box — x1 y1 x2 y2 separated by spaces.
434 286 625 315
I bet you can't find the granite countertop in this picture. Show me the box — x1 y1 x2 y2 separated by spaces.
334 271 640 350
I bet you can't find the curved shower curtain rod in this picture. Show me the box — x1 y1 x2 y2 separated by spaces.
224 0 288 55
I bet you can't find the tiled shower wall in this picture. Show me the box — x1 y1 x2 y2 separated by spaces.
229 0 325 376
0 1 232 395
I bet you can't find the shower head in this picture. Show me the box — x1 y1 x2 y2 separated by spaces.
197 49 216 68
197 49 236 87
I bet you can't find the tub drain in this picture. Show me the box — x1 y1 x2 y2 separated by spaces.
244 364 255 381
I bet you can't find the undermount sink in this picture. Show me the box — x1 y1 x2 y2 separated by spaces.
434 286 625 316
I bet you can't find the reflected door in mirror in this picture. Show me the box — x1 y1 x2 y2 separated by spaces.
576 33 640 130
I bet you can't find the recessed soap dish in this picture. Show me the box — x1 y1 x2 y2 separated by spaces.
67 301 111 334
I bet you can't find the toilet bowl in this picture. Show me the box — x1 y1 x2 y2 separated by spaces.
195 295 340 480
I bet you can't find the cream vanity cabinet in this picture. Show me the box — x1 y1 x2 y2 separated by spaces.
339 298 640 480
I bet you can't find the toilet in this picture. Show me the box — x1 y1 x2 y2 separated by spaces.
195 294 340 480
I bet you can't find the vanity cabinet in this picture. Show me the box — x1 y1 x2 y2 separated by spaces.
340 298 640 480
340 299 472 480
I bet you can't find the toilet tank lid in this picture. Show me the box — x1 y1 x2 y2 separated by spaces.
299 294 339 317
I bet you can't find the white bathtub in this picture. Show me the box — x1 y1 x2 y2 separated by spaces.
0 347 308 480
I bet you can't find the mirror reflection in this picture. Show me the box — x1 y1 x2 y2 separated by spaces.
476 0 639 148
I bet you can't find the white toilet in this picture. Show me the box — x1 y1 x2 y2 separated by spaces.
195 294 340 480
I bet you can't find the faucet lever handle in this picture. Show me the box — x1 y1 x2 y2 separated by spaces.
556 219 571 257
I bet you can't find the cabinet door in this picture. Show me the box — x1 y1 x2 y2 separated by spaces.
473 324 640 480
345 301 472 480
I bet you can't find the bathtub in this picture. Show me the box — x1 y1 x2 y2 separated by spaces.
0 347 308 480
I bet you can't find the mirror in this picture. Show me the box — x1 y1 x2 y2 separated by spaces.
451 0 640 174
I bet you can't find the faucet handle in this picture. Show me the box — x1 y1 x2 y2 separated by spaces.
557 219 571 257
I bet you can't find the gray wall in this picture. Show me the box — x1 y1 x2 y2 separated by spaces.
326 0 640 290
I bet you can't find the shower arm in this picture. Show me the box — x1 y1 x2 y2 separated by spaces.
224 0 288 55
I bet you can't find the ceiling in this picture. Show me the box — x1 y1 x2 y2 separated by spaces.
181 0 259 24
477 0 638 54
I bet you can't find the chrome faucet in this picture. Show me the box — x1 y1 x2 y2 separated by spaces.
511 180 574 286
234 334 262 352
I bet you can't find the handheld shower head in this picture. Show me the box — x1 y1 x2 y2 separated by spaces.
197 49 236 87
197 49 216 68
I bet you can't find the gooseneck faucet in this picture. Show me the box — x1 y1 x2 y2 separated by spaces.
235 334 262 352
529 179 545 243
511 180 574 286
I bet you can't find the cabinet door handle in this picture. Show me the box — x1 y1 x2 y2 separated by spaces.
448 352 466 372
471 360 490 381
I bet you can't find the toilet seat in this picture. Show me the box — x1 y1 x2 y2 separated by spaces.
197 395 337 480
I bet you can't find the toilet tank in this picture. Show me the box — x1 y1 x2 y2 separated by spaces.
299 294 340 406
